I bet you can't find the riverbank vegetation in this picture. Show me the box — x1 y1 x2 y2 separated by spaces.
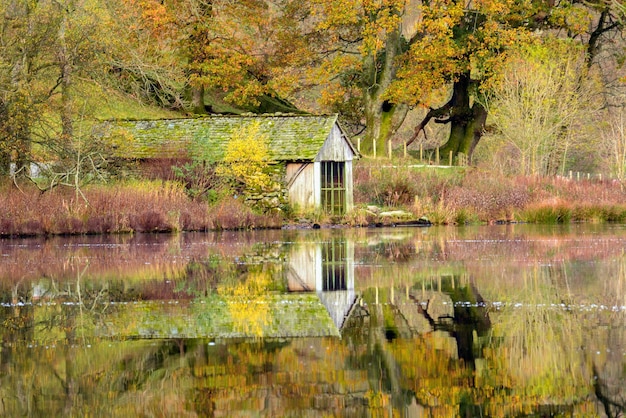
2 162 626 236
0 180 281 236
353 162 626 225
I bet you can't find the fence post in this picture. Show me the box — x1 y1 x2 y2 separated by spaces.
403 142 407 158
357 137 361 153
420 144 423 161
373 139 377 158
388 139 392 159
449 151 453 166
436 148 440 165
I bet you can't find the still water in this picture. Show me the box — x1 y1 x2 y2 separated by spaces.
0 224 624 417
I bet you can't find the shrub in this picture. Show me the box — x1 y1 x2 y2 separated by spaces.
172 160 223 202
217 122 275 195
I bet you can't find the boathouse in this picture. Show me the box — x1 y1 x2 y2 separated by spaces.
100 114 358 214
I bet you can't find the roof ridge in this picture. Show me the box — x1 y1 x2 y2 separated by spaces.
103 113 338 122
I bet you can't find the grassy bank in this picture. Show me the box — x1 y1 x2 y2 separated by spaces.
2 162 626 237
352 161 626 225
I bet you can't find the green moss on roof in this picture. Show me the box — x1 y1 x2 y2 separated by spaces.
100 114 346 162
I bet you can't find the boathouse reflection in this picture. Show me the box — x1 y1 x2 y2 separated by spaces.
286 236 356 330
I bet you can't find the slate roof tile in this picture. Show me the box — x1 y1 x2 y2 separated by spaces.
99 114 348 162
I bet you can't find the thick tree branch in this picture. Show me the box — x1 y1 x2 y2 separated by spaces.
587 9 621 66
406 100 453 147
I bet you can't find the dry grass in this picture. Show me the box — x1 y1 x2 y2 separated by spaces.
207 197 282 230
0 180 281 236
354 162 626 224
3 164 626 235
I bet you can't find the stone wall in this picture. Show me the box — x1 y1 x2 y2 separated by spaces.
244 163 289 212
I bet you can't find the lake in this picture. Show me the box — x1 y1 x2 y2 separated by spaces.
0 224 624 417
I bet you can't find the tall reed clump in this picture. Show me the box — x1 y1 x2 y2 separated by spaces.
518 199 573 223
83 180 210 233
0 181 76 235
207 197 282 230
0 180 210 236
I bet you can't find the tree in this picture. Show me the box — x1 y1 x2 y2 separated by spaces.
601 108 626 180
0 0 61 175
283 0 541 157
483 40 591 176
0 0 183 183
398 0 546 162
0 0 117 180
401 0 626 163
300 0 412 156
288 0 625 162
106 0 187 110
167 0 305 114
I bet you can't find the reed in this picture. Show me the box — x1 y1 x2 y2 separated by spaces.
519 201 572 224
354 163 626 224
207 197 282 230
0 180 234 236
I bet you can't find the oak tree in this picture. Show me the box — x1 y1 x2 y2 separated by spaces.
401 0 626 162
293 0 626 161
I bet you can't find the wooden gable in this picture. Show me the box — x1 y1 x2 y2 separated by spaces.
315 123 357 162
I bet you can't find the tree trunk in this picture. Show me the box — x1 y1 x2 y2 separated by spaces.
59 11 73 142
437 72 488 164
0 151 10 176
363 97 400 157
361 29 407 157
0 104 11 176
14 132 31 177
9 59 33 178
190 83 206 114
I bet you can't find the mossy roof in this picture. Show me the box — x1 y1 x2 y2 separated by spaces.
99 114 353 162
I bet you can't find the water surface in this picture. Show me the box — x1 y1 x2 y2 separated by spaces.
0 224 624 417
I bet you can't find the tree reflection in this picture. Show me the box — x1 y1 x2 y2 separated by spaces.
478 266 591 415
218 269 274 337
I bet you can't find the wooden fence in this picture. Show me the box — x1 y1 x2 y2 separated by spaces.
355 138 616 181
355 138 467 167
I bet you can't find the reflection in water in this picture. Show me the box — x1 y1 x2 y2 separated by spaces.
218 270 274 337
286 236 357 330
0 225 625 416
